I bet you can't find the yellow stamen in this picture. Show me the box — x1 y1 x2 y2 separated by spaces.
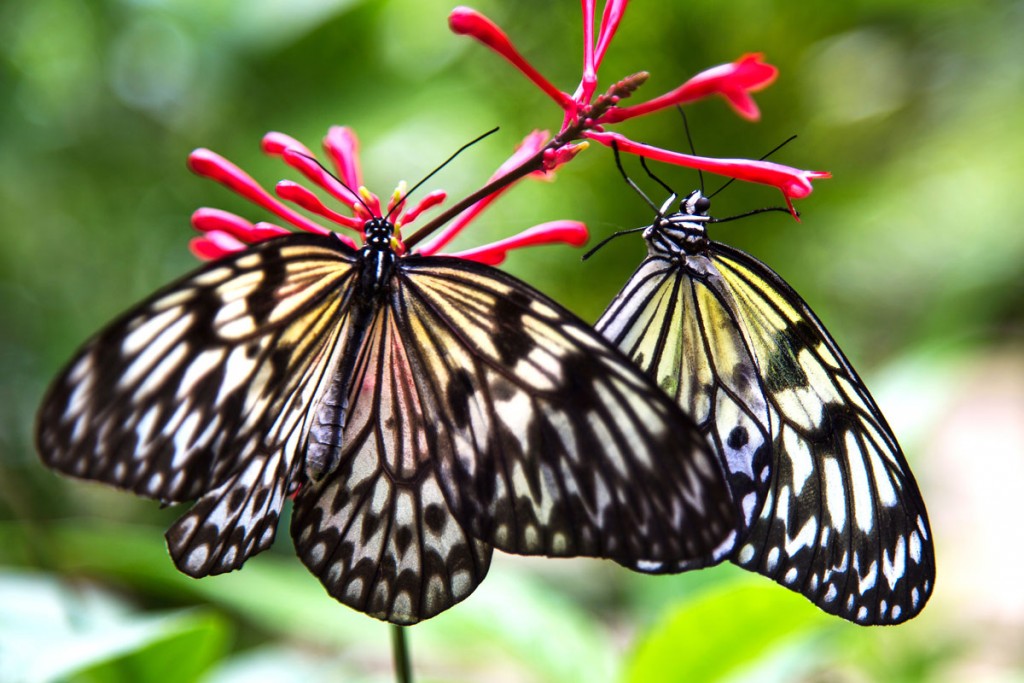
392 180 408 203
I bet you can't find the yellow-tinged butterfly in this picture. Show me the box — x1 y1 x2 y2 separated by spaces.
35 192 738 625
592 167 934 625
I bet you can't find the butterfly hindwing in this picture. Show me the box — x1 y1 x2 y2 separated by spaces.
598 257 772 563
290 299 494 625
712 244 934 624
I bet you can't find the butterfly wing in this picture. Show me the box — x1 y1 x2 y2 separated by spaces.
712 244 934 624
36 234 361 576
395 257 738 564
596 255 773 567
291 255 738 624
291 299 493 625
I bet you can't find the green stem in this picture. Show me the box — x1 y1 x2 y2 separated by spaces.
392 624 413 683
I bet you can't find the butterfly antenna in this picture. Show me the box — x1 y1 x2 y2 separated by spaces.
580 226 649 261
295 153 376 217
677 106 704 193
638 155 676 199
386 127 500 220
611 141 662 213
709 135 798 199
712 206 796 223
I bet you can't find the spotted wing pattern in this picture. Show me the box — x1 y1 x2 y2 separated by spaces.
595 236 934 624
291 256 739 623
597 256 771 568
713 245 934 624
290 298 493 624
37 236 359 576
38 233 739 625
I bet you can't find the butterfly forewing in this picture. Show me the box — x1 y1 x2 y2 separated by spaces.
37 237 360 575
713 245 934 624
595 197 934 625
397 259 738 565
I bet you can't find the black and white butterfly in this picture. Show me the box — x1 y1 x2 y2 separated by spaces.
592 171 934 625
36 210 739 624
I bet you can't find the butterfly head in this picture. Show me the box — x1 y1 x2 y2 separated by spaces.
363 217 397 251
645 190 712 258
681 190 712 217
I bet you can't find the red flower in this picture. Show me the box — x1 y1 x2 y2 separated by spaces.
188 126 586 265
586 132 832 216
449 2 828 210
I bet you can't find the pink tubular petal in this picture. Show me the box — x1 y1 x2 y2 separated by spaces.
576 0 598 104
586 131 830 213
324 126 364 191
593 0 628 70
385 186 407 220
263 132 363 210
188 149 333 235
262 132 315 158
191 207 291 243
450 7 573 108
277 147 364 211
416 194 496 256
252 219 356 249
600 53 778 123
275 181 364 231
501 130 551 174
189 231 246 260
449 220 589 265
359 188 383 218
543 141 589 171
191 207 255 234
399 189 447 225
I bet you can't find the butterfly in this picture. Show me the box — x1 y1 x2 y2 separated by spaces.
592 179 935 625
36 210 739 625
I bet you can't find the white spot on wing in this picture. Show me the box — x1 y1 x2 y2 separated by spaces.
120 313 192 388
823 457 847 532
785 517 818 558
883 536 906 590
177 348 227 398
845 431 875 533
737 544 755 564
783 426 814 495
122 306 183 356
858 560 877 595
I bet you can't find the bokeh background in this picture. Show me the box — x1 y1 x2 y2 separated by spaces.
2 0 1022 680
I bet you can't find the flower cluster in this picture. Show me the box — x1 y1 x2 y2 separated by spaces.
189 126 587 265
448 1 829 214
189 0 829 270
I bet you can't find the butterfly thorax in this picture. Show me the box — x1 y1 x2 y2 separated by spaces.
358 217 398 302
644 191 713 274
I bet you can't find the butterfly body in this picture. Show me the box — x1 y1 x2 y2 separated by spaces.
357 217 399 302
38 219 737 624
596 189 934 624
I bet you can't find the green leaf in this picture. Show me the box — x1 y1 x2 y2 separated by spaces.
0 521 617 682
0 569 229 683
623 576 831 683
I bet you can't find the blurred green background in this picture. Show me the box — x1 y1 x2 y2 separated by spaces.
2 0 1022 680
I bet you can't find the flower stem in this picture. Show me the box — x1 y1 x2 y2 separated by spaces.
392 625 413 683
403 72 648 249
